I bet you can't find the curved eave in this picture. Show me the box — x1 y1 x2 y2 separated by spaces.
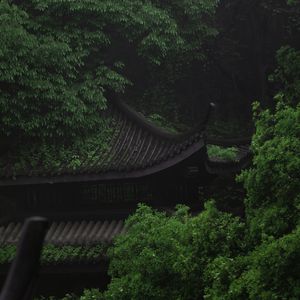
112 96 213 142
0 140 205 186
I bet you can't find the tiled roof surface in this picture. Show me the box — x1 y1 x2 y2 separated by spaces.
0 99 208 185
0 220 125 246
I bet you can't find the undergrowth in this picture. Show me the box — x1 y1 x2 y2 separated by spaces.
207 145 238 161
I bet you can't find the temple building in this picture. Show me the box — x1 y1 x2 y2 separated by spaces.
0 97 251 296
0 97 216 216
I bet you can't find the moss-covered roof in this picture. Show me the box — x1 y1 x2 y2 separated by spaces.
0 219 124 265
0 98 210 185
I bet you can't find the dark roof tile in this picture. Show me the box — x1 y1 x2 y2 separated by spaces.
0 99 212 185
0 220 125 247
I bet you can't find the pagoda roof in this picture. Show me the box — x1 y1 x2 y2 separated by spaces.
0 219 125 247
0 97 212 186
0 219 125 265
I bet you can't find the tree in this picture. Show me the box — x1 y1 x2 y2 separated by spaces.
204 97 300 298
204 46 300 299
103 203 244 300
204 226 300 299
0 0 219 144
0 0 219 174
238 47 300 242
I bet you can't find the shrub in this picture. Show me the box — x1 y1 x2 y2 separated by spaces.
207 145 238 161
103 202 244 300
204 225 300 300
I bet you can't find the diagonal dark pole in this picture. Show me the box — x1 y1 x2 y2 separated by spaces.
0 217 48 300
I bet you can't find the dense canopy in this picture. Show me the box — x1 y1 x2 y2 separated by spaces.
0 0 300 299
0 0 218 142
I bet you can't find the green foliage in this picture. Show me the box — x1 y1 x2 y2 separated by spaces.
207 145 238 161
204 226 300 300
103 202 244 300
0 245 15 264
0 0 123 141
80 289 104 300
146 113 179 133
34 289 103 300
204 46 300 299
0 244 107 265
238 59 300 242
0 117 113 176
0 0 218 144
269 46 300 105
41 244 107 265
116 0 219 125
0 0 220 175
287 0 299 5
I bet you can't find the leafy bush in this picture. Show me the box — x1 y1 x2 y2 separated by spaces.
80 289 104 300
207 145 238 161
238 98 300 242
0 245 15 264
35 289 104 300
0 244 107 265
147 113 179 133
0 119 113 177
204 225 300 300
204 46 300 299
103 202 244 300
269 46 300 105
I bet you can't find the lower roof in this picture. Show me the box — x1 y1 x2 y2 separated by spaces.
0 219 125 247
